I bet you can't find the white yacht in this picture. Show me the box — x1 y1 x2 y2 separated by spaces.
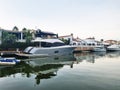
92 47 106 52
72 38 106 52
107 44 120 51
22 38 76 57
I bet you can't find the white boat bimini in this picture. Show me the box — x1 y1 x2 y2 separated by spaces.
23 38 76 56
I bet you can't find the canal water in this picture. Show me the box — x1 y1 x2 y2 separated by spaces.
0 51 120 90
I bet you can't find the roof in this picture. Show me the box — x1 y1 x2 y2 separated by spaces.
36 29 57 36
105 40 117 42
59 35 73 38
0 29 22 33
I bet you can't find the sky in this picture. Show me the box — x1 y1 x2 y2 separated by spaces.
0 0 120 40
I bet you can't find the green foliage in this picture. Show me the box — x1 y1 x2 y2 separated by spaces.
26 36 32 44
2 31 17 44
60 38 70 45
100 39 104 42
0 27 35 51
12 26 19 31
0 42 36 51
22 28 27 32
22 28 33 43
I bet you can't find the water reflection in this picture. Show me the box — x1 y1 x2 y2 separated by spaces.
74 52 105 63
27 54 76 67
74 51 120 63
106 51 120 58
0 54 76 85
0 51 120 87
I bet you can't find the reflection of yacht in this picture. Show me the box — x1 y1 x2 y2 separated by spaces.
74 52 95 63
107 44 120 51
26 54 76 82
0 54 76 85
106 51 120 58
74 52 106 63
17 38 76 58
27 53 76 67
0 62 62 85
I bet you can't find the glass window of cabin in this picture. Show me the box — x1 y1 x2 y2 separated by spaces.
52 42 65 47
92 43 95 46
83 43 86 45
73 43 76 45
97 43 100 46
88 43 91 46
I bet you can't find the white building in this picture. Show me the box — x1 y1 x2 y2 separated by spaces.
59 34 73 44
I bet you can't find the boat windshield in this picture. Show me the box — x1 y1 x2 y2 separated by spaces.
34 42 65 47
41 42 65 47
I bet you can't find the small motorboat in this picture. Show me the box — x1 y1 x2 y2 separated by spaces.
0 57 20 65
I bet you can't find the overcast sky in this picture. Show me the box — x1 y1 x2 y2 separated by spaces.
0 0 120 40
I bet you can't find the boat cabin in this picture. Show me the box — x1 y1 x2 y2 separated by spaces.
32 38 65 47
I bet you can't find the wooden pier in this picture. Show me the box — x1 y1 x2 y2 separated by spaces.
0 51 20 57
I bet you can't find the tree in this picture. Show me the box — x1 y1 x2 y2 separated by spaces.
22 28 33 43
60 38 69 45
2 31 17 44
24 29 33 44
12 26 19 31
2 31 8 43
100 39 104 42
22 28 27 32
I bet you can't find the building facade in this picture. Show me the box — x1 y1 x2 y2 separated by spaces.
0 28 58 44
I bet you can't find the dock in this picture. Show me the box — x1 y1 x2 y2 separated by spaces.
0 51 19 57
74 46 93 52
0 51 49 59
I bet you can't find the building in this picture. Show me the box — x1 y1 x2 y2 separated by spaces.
0 28 27 43
35 29 58 39
59 34 73 44
104 40 118 45
0 28 58 44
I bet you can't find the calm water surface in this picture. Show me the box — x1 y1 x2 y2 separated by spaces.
0 51 120 90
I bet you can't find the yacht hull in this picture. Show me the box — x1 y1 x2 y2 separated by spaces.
24 45 75 56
